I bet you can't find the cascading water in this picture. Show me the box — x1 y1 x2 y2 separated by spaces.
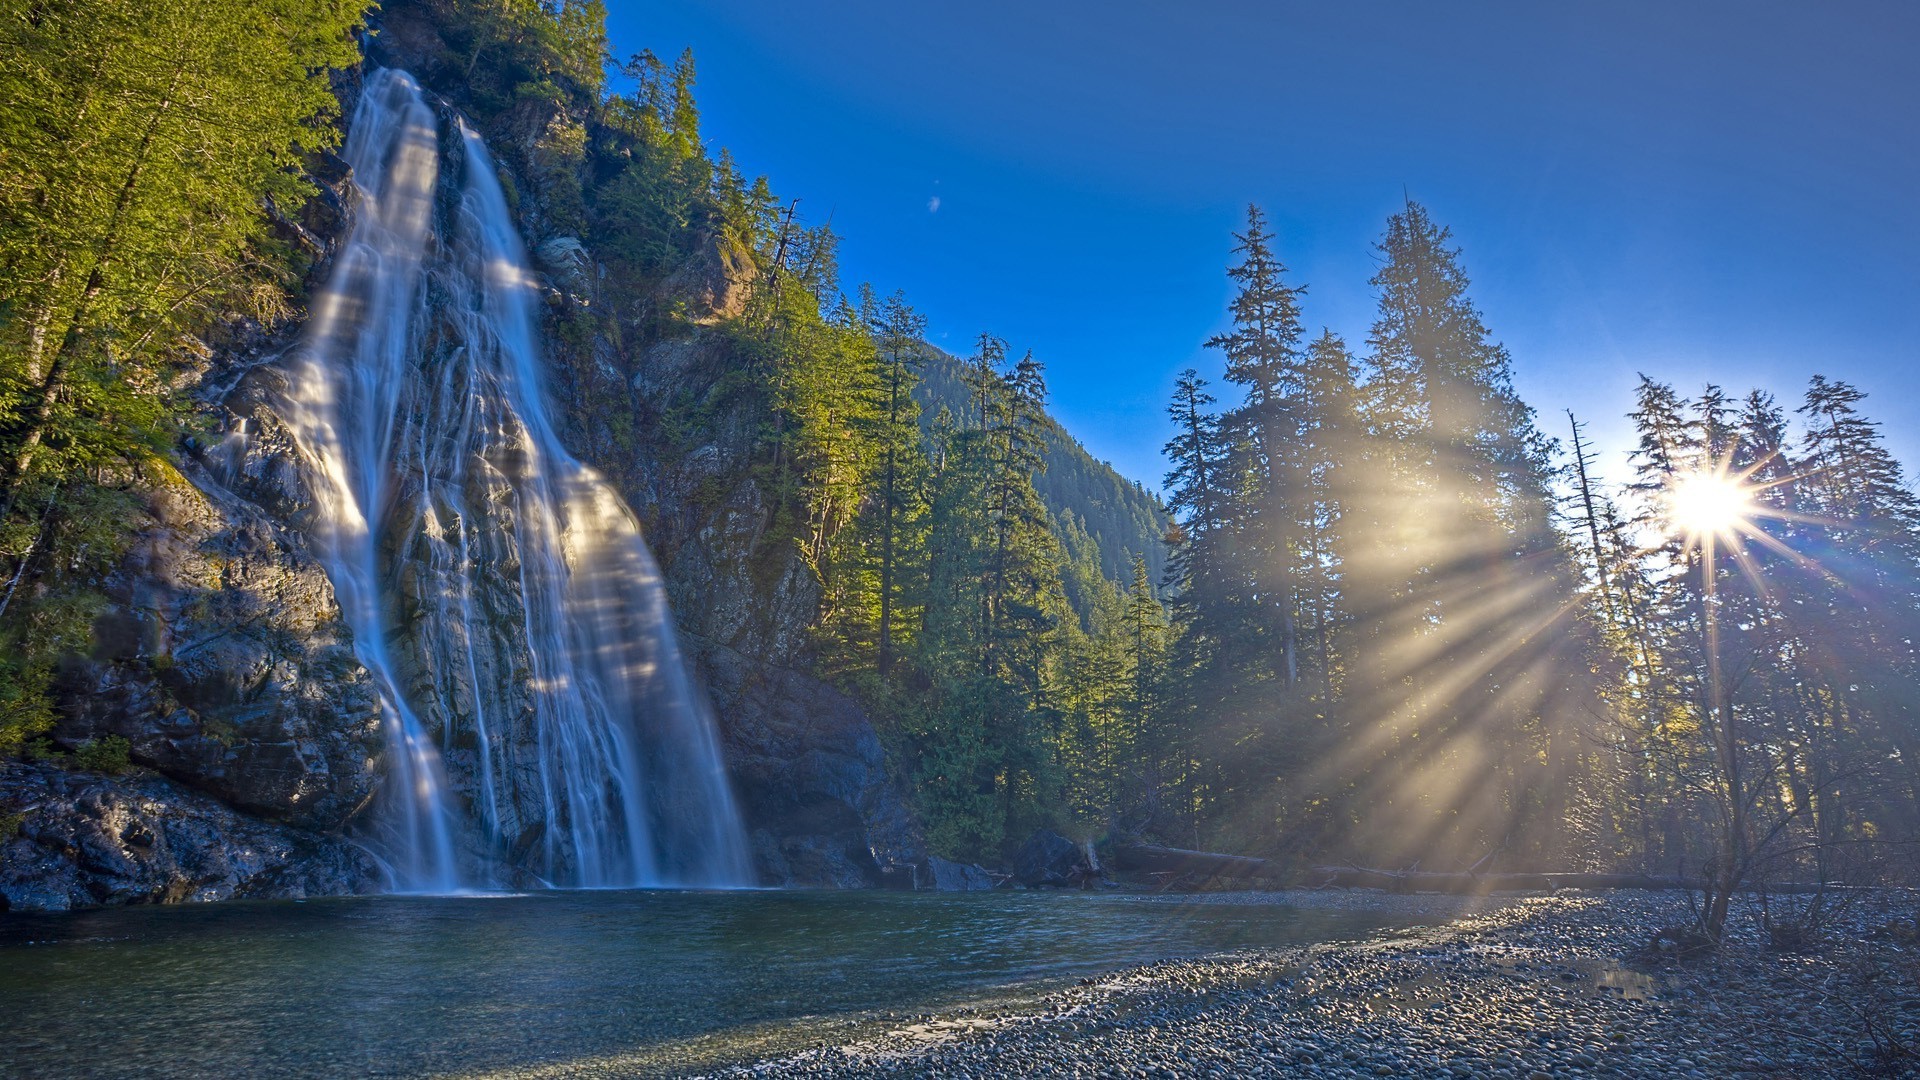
275 68 751 890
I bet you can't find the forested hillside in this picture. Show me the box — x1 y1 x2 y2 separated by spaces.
915 344 1168 620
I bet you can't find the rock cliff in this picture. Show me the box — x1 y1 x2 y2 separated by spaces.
0 53 925 907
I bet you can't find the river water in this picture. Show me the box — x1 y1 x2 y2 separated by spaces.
0 890 1416 1077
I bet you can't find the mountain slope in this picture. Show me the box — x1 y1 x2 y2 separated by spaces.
914 346 1168 594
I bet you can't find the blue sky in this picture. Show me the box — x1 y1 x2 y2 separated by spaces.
606 1 1919 496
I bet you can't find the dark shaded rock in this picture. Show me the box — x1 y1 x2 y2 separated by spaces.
700 643 922 887
926 855 998 892
0 762 382 912
1014 829 1093 888
608 328 930 881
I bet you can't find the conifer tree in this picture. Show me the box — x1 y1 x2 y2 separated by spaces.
1345 200 1590 865
1209 204 1308 685
863 289 929 679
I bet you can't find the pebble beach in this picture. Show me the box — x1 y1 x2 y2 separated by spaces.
722 889 1920 1079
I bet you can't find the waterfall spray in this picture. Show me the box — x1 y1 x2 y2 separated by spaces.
277 69 751 890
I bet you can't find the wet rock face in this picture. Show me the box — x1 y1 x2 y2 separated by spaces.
612 334 930 889
58 456 384 833
0 763 382 913
699 643 922 887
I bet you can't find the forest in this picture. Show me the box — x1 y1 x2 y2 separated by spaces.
2 0 1917 948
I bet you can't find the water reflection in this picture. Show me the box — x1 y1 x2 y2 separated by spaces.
0 890 1411 1078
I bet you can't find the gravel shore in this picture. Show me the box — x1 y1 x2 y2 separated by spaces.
717 889 1920 1078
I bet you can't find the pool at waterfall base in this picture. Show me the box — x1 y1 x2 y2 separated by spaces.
0 889 1425 1077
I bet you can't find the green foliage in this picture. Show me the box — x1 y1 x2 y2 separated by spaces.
0 807 22 841
412 0 606 112
0 0 366 482
72 735 133 774
0 478 136 751
0 653 57 755
0 0 366 746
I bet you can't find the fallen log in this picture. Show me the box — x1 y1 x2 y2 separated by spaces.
1114 844 1268 880
1308 866 1859 896
1110 843 1857 894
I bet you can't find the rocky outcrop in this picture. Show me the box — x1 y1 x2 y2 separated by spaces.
657 234 754 325
699 643 921 887
56 459 384 833
0 762 382 912
621 333 929 886
925 856 999 891
1013 829 1098 888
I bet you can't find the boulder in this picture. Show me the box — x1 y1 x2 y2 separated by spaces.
657 234 754 325
0 762 382 912
1013 829 1094 888
926 855 998 892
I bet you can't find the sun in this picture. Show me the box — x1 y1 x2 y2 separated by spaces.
1668 469 1755 539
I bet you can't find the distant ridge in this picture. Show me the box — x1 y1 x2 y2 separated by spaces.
914 345 1169 594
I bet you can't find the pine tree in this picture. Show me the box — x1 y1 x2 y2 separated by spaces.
1209 204 1308 685
1344 200 1592 866
864 289 929 679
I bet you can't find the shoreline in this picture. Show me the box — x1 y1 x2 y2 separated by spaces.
715 889 1920 1078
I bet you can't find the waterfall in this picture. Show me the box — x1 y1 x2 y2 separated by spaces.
276 68 752 890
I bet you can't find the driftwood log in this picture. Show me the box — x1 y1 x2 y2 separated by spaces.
1111 844 1847 895
1306 867 1849 895
1307 867 1686 893
1113 844 1268 880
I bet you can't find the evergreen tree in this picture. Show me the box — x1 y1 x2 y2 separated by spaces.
1209 204 1308 685
1343 200 1593 866
0 0 367 749
863 289 929 680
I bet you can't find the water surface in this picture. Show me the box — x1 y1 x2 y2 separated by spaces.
1 889 1417 1077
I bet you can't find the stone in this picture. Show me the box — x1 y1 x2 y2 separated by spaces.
656 233 755 325
0 762 381 912
1013 829 1093 888
700 642 923 887
926 856 998 892
55 453 384 832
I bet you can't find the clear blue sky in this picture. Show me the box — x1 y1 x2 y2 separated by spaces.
607 1 1919 496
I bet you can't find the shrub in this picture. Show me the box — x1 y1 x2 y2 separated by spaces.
71 735 132 774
